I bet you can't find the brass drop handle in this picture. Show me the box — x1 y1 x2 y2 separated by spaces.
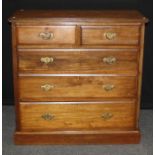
40 57 54 64
104 32 117 40
39 32 54 40
41 84 54 91
103 56 117 65
103 84 115 91
41 113 54 121
101 112 113 120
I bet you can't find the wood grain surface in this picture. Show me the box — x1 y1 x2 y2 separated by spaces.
14 130 141 144
10 10 148 23
19 49 138 75
82 26 140 45
19 76 137 101
16 26 76 45
19 101 136 131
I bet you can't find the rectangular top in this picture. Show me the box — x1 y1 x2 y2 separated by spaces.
9 10 148 23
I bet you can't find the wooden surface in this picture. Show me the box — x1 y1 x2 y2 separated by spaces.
17 26 76 45
19 49 138 74
11 23 21 131
136 24 145 128
10 10 147 144
15 130 141 144
19 76 137 101
81 26 140 45
19 102 136 131
10 10 148 23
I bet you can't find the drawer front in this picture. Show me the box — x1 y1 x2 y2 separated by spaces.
19 76 137 101
20 101 136 131
19 49 138 75
16 26 76 45
82 26 139 45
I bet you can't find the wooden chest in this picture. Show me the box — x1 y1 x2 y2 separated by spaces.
9 10 148 144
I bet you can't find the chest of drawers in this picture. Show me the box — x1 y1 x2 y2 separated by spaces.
9 10 148 144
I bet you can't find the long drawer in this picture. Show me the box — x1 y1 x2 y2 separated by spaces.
16 26 76 45
19 49 138 75
82 26 140 45
19 101 136 131
19 76 137 101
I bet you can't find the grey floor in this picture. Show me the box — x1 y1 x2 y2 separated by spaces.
3 106 152 155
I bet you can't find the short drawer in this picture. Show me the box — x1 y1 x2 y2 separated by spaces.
19 76 137 101
82 26 140 45
16 26 76 45
19 49 138 75
19 101 136 131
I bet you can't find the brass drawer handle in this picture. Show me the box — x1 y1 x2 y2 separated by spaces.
39 32 54 40
104 32 117 40
103 84 115 91
101 112 113 120
40 57 54 64
41 84 54 91
41 113 54 121
103 56 117 65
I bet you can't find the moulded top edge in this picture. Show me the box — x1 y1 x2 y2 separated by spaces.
8 10 149 23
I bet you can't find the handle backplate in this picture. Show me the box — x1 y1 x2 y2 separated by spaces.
103 56 117 65
41 84 54 91
41 113 54 121
104 32 117 40
40 57 54 64
101 112 113 120
103 84 115 91
39 32 54 40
